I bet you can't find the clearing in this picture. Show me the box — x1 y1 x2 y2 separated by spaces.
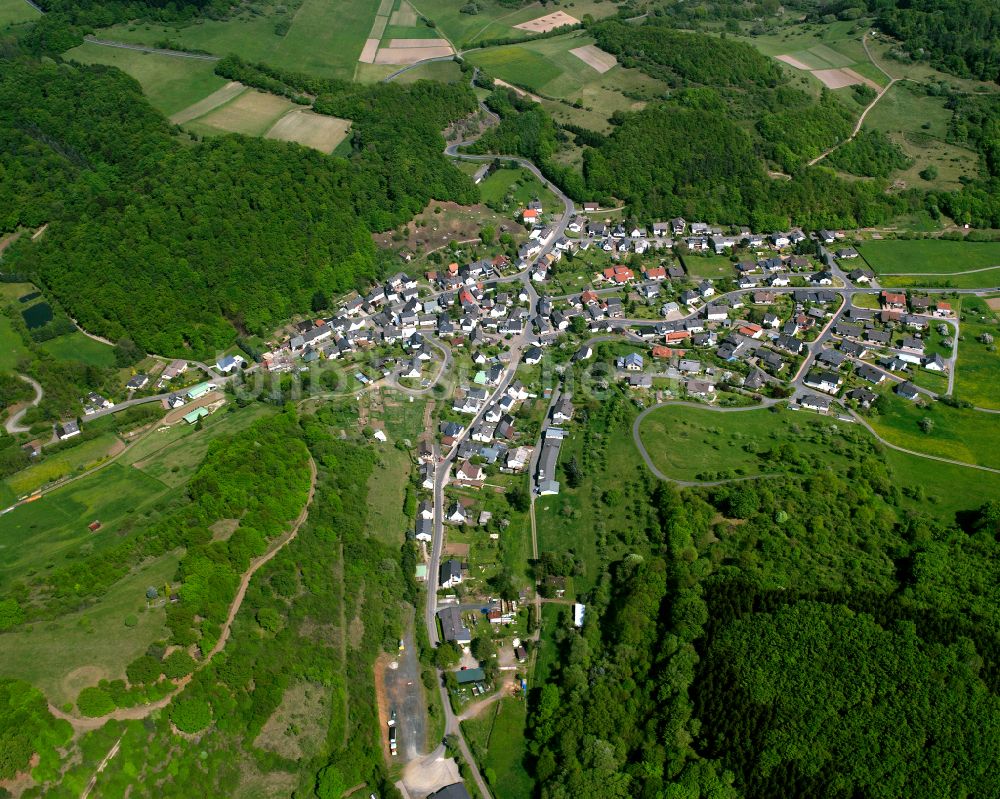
371 199 518 257
185 88 296 137
264 110 352 153
253 682 331 760
952 297 1000 409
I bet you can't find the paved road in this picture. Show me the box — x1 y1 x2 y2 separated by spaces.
4 374 42 434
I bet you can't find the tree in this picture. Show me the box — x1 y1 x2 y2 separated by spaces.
76 687 115 717
480 224 496 244
311 290 328 313
434 642 461 669
256 607 282 632
113 337 144 368
162 651 196 679
571 315 588 335
170 696 212 733
920 166 939 181
315 765 347 799
0 599 24 631
507 484 530 512
919 416 935 433
126 655 162 686
471 634 496 663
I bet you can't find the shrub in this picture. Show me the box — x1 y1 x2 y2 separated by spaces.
163 651 197 679
76 687 115 717
170 697 212 733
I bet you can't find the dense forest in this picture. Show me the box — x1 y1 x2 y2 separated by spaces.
528 387 1000 797
0 53 476 356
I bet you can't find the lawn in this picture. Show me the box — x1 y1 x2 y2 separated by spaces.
64 42 226 117
0 0 39 26
0 550 181 707
40 331 117 368
533 601 565 686
478 167 561 213
883 447 1000 520
867 392 1000 469
0 462 175 592
954 297 1000 409
462 697 533 799
682 253 735 280
857 238 1000 284
0 314 29 371
5 433 123 497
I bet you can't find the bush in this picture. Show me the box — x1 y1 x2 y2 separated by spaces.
126 655 163 686
124 614 138 628
76 686 115 717
162 651 197 679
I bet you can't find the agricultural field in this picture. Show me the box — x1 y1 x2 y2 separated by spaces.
857 239 1000 288
0 0 39 27
40 331 117 368
0 551 180 707
185 88 297 137
0 462 175 591
64 43 227 117
954 296 1000 409
5 433 123 497
462 697 533 799
100 0 380 81
467 31 667 132
264 109 352 153
867 392 1000 469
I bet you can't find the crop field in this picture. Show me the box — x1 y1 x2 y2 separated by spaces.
462 698 533 799
101 0 380 81
65 43 227 117
5 433 123 497
0 462 175 591
467 32 665 131
40 331 117 368
0 0 39 26
867 392 1000 470
0 315 29 371
0 550 180 706
954 297 1000 409
264 110 352 153
858 239 1000 279
186 88 297 137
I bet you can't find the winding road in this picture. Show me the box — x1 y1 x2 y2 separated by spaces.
4 374 42 434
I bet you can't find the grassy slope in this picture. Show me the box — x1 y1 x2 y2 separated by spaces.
40 331 117 368
0 551 180 707
462 697 533 799
5 434 122 496
64 43 227 117
954 297 1000 409
0 315 29 371
478 167 561 212
0 0 39 26
366 444 410 546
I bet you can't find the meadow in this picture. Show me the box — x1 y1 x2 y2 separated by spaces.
867 392 1000 470
954 296 1000 409
478 167 562 213
5 433 123 497
0 462 175 591
365 444 411 546
40 331 117 368
0 551 180 707
682 253 736 280
0 314 29 371
858 239 1000 275
462 697 534 799
0 0 39 27
64 43 227 117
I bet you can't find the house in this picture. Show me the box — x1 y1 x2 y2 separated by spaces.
705 304 729 322
437 608 471 645
627 374 653 389
835 247 859 259
934 301 953 317
456 460 485 483
521 208 539 224
924 353 947 372
798 394 832 413
881 291 907 311
619 352 644 371
602 265 634 284
848 269 874 284
686 379 715 398
439 559 464 588
804 369 842 394
525 346 543 365
847 387 877 408
552 397 574 423
819 229 837 244
763 312 781 329
857 364 886 384
419 500 434 521
126 374 149 391
760 350 786 372
744 368 767 391
419 462 435 490
900 336 925 355
415 519 433 542
162 359 188 380
775 334 804 355
671 217 686 235
896 381 921 401
506 446 532 472
697 280 715 298
447 501 469 524
818 349 846 368
771 232 791 248
216 354 245 374
57 420 81 440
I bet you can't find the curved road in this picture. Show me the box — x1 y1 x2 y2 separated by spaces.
4 374 42 434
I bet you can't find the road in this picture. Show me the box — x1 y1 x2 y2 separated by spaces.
4 374 42 434
83 36 220 60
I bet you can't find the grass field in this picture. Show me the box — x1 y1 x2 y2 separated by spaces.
0 550 180 706
0 314 29 371
0 462 175 591
868 392 1000 470
40 331 117 368
462 697 533 799
682 254 735 280
466 31 666 132
186 88 296 137
366 444 411 546
858 239 1000 274
0 0 39 26
533 602 564 686
478 167 561 214
5 434 123 497
954 297 1000 409
64 42 227 117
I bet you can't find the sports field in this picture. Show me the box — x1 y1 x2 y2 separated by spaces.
0 0 39 27
64 42 227 117
858 239 1000 277
467 32 666 131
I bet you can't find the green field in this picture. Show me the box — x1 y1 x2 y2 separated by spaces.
462 697 533 799
478 167 561 214
366 444 411 545
40 331 117 368
64 42 227 117
858 239 1000 276
954 297 1000 409
0 0 39 27
682 254 735 280
0 550 180 706
0 314 29 371
868 392 1000 470
5 433 122 497
467 31 666 132
100 0 379 81
0 462 175 591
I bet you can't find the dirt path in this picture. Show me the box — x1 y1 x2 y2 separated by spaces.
457 674 514 721
809 35 896 167
80 734 123 799
47 456 318 732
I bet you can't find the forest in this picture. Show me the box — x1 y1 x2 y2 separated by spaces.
526 385 1000 798
0 53 476 357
